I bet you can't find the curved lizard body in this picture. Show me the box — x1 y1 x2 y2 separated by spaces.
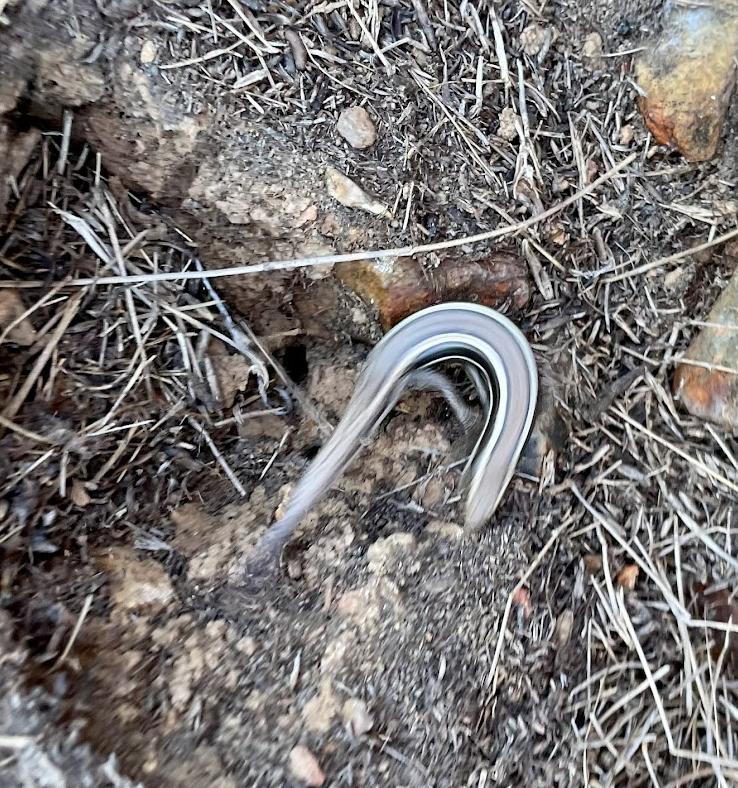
246 302 538 581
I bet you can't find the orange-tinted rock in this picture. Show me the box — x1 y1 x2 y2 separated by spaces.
635 5 738 162
674 267 738 427
335 254 529 330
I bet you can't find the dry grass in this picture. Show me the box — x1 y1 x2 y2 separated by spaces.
0 126 281 558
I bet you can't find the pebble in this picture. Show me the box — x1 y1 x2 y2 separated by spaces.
581 31 603 61
325 166 388 216
288 745 325 787
140 40 157 65
97 547 173 617
497 107 519 141
520 24 547 56
336 105 377 149
0 289 37 346
342 698 374 737
635 5 738 161
618 124 634 146
518 389 568 478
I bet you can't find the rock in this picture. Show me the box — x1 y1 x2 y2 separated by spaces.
581 32 603 62
497 107 519 141
520 24 547 56
618 124 634 146
70 480 91 508
553 609 574 650
635 5 738 161
325 167 388 216
140 40 157 64
336 106 377 149
674 266 738 427
0 288 37 346
335 254 529 330
342 698 373 737
288 745 325 787
616 565 639 591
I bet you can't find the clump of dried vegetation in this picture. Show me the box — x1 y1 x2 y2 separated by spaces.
3 0 738 785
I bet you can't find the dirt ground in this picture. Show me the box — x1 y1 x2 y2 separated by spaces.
2 0 738 786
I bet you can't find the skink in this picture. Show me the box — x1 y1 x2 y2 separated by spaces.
245 302 538 582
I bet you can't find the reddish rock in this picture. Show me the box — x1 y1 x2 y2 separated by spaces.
674 267 738 428
635 5 738 162
335 254 529 330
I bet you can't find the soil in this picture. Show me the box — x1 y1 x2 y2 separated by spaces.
2 1 738 787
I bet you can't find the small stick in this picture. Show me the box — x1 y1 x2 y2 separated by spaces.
604 226 738 284
188 416 247 497
485 523 567 692
70 152 639 287
2 292 84 420
411 0 437 49
51 593 94 671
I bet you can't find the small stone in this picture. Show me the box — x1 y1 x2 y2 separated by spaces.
417 478 445 509
582 554 602 574
674 265 738 428
336 106 377 149
0 289 36 346
520 24 547 56
635 5 738 161
581 32 603 61
554 609 574 650
336 254 529 330
287 558 303 580
616 565 639 591
140 40 157 64
70 480 91 508
512 586 533 619
497 107 519 141
663 266 689 291
209 343 254 409
618 124 634 146
294 204 318 227
342 698 374 737
288 745 325 787
325 167 388 217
